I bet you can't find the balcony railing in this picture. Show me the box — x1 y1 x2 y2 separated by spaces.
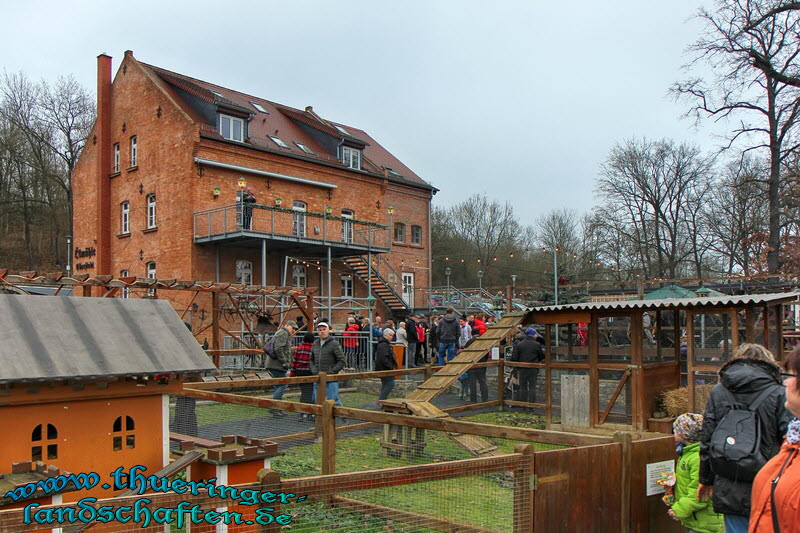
193 204 390 250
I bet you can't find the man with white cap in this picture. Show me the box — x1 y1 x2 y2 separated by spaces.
311 322 345 406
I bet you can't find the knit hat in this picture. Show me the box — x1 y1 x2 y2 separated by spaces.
525 328 538 337
383 328 395 337
673 413 704 443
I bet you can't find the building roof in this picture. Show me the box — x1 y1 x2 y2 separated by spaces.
0 294 217 384
135 59 435 192
528 292 799 313
642 284 726 300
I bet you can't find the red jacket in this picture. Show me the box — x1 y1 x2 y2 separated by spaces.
343 324 360 349
474 319 487 336
749 439 800 532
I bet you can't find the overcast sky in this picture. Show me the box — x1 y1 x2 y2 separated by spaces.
2 1 718 226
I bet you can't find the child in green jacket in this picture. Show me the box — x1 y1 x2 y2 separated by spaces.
668 413 723 533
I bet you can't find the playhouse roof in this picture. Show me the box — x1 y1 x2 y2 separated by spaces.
0 295 217 384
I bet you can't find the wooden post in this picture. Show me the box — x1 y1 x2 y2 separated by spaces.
315 372 328 437
763 304 771 350
589 314 600 427
776 303 784 361
745 307 756 343
211 291 220 368
731 309 740 356
321 399 336 475
630 311 644 430
256 468 283 533
686 310 696 411
513 443 535 533
498 357 506 411
545 325 553 427
613 432 632 533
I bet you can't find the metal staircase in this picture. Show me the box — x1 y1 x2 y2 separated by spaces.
344 255 410 313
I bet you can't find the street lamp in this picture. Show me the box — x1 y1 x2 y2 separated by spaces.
366 294 377 370
445 267 452 306
510 274 518 312
478 270 484 307
237 177 247 189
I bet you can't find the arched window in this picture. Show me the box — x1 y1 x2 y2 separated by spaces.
112 416 136 451
31 423 58 461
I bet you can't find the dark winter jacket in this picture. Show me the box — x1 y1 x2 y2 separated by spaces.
266 327 292 370
310 337 346 375
437 314 460 343
699 357 792 516
511 336 545 364
374 337 397 371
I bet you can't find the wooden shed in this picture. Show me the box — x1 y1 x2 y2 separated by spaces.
520 291 799 431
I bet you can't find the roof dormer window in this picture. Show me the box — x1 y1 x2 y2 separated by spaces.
250 102 269 114
269 135 290 149
219 114 244 142
340 146 361 170
334 124 349 135
295 142 314 155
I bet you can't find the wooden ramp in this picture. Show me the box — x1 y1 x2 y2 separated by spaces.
382 312 527 458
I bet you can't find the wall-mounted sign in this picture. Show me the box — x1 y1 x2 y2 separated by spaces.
75 262 95 271
75 247 97 259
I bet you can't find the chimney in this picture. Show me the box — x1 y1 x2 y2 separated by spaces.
96 54 113 278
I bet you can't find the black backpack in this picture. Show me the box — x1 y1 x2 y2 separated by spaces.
263 335 278 360
708 384 780 482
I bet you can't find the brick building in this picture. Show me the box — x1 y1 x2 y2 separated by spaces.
72 51 435 329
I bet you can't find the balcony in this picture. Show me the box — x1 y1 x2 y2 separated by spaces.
193 204 390 256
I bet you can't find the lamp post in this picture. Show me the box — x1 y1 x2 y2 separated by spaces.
510 274 517 312
366 294 377 370
445 267 452 306
478 270 484 307
387 206 394 250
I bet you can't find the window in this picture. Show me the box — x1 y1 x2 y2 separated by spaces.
292 265 307 288
295 142 314 155
146 194 156 229
394 222 406 243
340 146 361 170
250 102 269 113
341 210 354 243
236 260 253 286
120 201 130 234
112 416 135 451
219 114 244 142
292 201 306 237
31 423 58 461
113 143 120 173
129 136 137 167
269 135 290 149
120 270 130 298
146 261 156 296
411 225 422 245
334 124 349 135
341 274 353 297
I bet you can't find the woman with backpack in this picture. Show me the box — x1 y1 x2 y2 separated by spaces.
749 344 800 532
697 343 792 533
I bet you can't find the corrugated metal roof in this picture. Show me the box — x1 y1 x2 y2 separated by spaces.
527 292 800 313
0 295 217 384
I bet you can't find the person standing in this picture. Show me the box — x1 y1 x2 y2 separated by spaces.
375 328 397 401
473 314 488 336
405 315 418 367
342 317 360 368
290 332 316 422
749 345 800 532
511 328 545 408
396 322 409 367
698 344 791 533
266 321 297 417
242 188 256 229
437 307 460 365
465 327 489 403
429 314 440 362
311 322 346 407
459 316 472 349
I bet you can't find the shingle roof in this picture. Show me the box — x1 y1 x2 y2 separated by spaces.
527 292 799 313
137 61 434 191
0 294 217 384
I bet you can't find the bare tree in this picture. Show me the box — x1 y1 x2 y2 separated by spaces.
672 0 800 273
597 138 713 279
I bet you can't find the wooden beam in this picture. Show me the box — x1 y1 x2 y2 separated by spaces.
598 368 631 425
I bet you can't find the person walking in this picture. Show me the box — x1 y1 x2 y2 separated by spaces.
749 345 800 532
698 343 792 533
375 328 397 401
437 307 460 366
266 321 297 417
510 328 545 408
290 332 316 422
310 322 346 407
